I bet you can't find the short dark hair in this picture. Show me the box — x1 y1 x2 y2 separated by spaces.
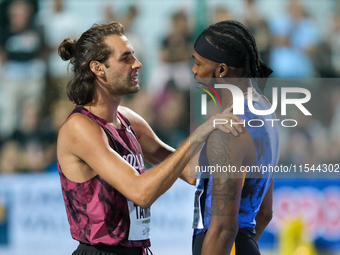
202 20 267 92
58 22 125 105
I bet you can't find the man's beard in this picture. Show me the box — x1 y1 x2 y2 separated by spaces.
107 76 140 96
205 71 218 102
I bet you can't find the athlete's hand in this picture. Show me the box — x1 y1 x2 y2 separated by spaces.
191 107 244 145
211 107 244 136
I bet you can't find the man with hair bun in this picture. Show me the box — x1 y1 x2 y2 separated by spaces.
56 22 242 255
189 20 280 255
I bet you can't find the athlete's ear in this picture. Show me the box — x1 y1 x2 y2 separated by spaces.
89 61 105 78
217 63 228 78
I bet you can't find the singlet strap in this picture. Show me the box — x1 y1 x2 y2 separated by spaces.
142 247 153 255
117 111 138 137
69 105 123 153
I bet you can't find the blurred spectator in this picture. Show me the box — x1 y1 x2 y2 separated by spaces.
122 83 189 148
101 4 144 84
0 140 22 174
312 40 334 77
120 5 145 84
42 98 74 172
278 83 340 168
101 4 140 48
43 0 80 104
327 86 340 163
146 10 193 146
121 88 155 126
243 0 272 64
120 5 139 32
0 0 39 32
269 0 320 78
148 10 193 98
102 3 117 23
0 97 73 174
160 10 192 64
211 6 232 24
0 0 47 138
278 109 314 167
325 2 340 77
8 100 46 172
278 218 317 255
151 82 189 147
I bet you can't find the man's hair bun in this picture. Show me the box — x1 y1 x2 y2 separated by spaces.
58 38 77 61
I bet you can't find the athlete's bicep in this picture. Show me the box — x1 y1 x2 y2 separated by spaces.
57 114 144 204
200 130 244 255
206 130 243 219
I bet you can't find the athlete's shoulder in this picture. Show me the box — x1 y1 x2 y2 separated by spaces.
118 105 136 119
118 105 154 138
61 112 94 129
58 112 103 142
118 105 147 125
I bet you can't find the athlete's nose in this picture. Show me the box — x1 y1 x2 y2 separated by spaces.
133 57 142 69
191 66 197 75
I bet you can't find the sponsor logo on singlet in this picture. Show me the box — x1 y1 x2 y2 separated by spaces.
123 154 144 170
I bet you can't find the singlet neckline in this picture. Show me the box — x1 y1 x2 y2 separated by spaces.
75 105 141 159
77 105 127 131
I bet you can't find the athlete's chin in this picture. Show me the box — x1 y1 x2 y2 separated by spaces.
129 83 140 94
132 85 140 93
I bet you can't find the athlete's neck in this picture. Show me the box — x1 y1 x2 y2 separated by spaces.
220 78 252 107
84 89 122 127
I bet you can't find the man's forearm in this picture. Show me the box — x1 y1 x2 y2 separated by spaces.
254 213 272 241
138 136 192 207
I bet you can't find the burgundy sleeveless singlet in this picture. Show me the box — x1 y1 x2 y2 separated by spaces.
57 105 150 248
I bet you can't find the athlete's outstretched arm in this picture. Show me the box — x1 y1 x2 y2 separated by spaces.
254 180 273 242
119 106 243 185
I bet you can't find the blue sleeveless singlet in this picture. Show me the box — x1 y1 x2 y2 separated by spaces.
193 94 280 235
